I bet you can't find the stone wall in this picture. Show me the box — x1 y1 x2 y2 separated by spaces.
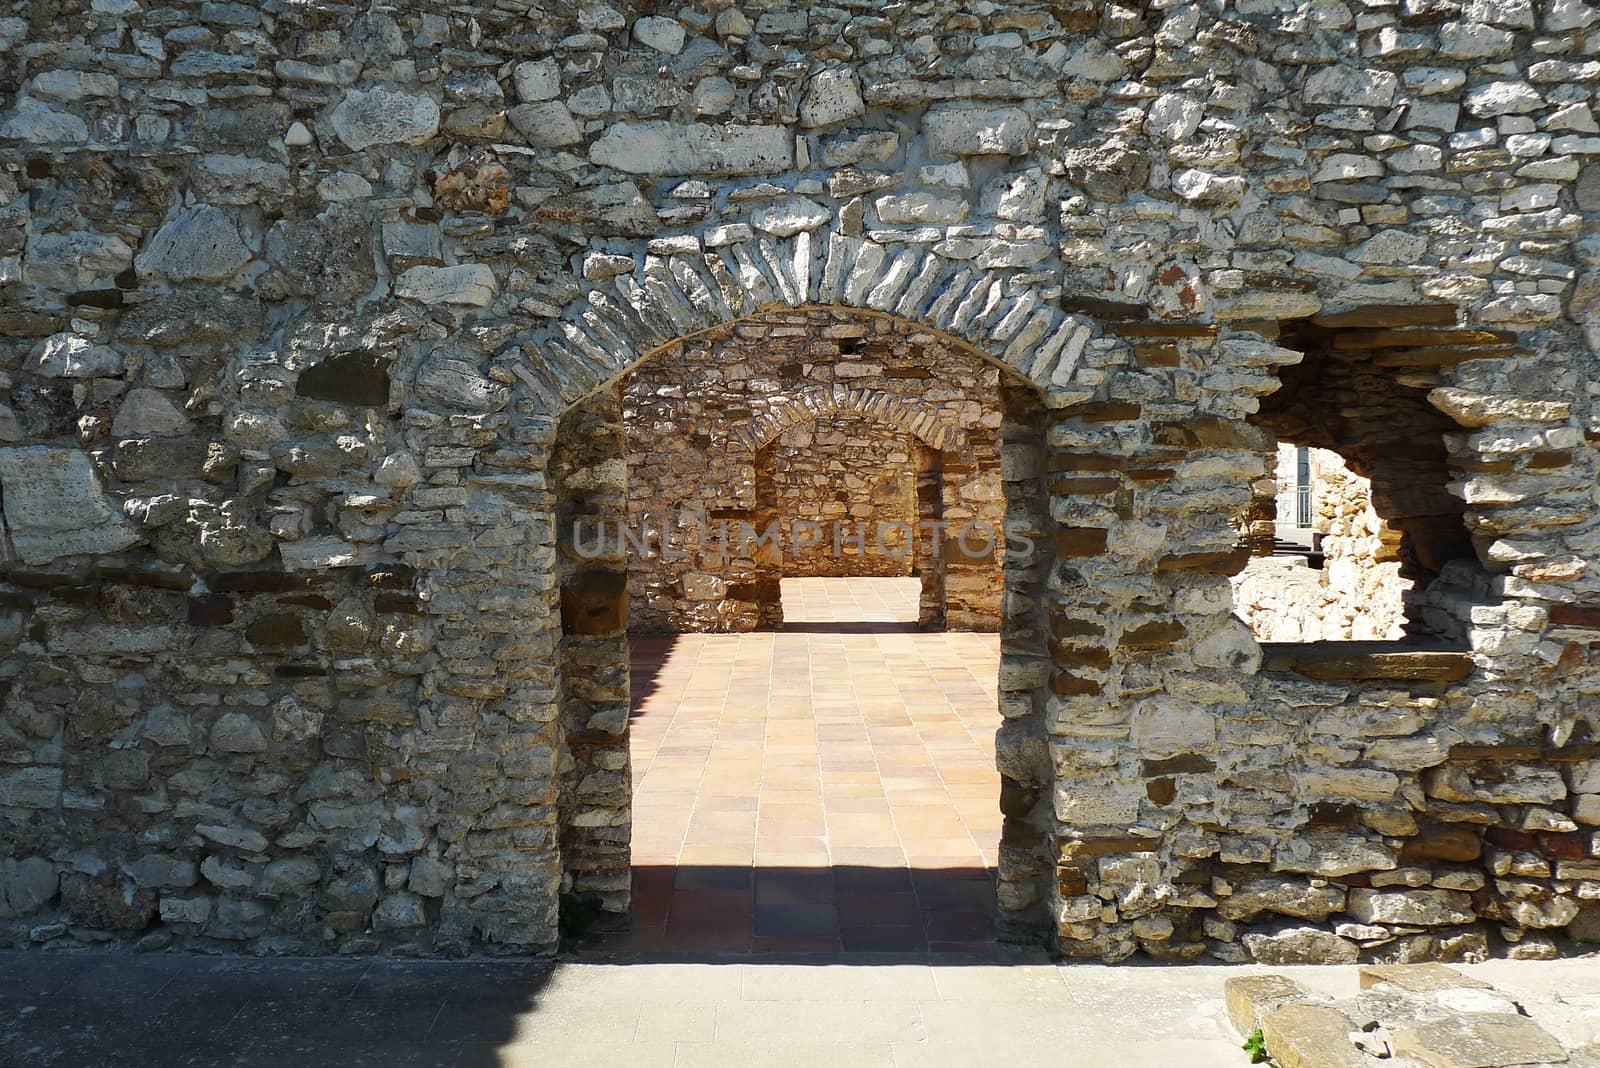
1 0 1600 964
621 309 1004 632
1234 447 1411 642
770 416 918 579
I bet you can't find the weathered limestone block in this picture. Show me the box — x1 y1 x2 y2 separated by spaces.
1424 763 1566 804
135 205 252 283
112 389 192 437
0 99 89 144
26 333 123 378
413 351 510 412
513 58 560 102
875 192 970 225
210 712 267 755
1245 925 1361 965
925 106 1033 156
751 196 830 236
1392 1015 1566 1068
1225 974 1319 1036
23 230 134 290
1216 877 1348 922
0 447 139 564
0 857 57 917
589 122 794 175
0 768 62 810
1304 66 1400 108
394 264 497 306
328 85 441 149
1260 1004 1368 1067
1347 888 1477 926
799 67 864 128
538 182 662 237
1358 963 1492 991
508 101 582 147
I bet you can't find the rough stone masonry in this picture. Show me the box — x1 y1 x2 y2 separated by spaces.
3 0 1600 964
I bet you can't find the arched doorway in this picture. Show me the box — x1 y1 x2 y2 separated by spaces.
548 305 1053 948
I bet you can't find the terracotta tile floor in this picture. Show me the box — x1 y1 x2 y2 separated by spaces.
606 577 1003 954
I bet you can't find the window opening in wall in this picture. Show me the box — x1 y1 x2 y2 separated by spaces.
1236 314 1495 647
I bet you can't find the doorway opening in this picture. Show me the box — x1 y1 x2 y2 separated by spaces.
551 308 1047 953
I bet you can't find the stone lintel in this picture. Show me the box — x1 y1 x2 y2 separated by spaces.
1446 742 1598 763
1309 303 1458 329
1330 327 1518 350
1260 642 1473 685
1058 836 1160 860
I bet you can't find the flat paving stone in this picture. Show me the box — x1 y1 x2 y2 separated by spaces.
1393 1014 1568 1068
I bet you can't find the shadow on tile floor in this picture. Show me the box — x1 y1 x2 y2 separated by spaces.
571 864 999 956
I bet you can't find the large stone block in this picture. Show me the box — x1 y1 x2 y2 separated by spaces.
328 85 441 149
589 122 793 176
135 205 252 283
1392 1015 1565 1068
1346 888 1476 926
925 105 1032 156
1259 1004 1366 1066
1244 925 1360 966
0 447 139 564
0 857 58 917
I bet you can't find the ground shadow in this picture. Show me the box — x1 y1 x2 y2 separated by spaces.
571 864 998 957
777 620 923 634
0 950 554 1068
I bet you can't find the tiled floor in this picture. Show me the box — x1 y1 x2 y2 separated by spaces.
608 578 1003 954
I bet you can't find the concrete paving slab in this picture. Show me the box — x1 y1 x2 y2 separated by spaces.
3 949 1598 1068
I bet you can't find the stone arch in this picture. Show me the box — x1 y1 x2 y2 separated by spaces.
498 222 1098 425
724 384 969 455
